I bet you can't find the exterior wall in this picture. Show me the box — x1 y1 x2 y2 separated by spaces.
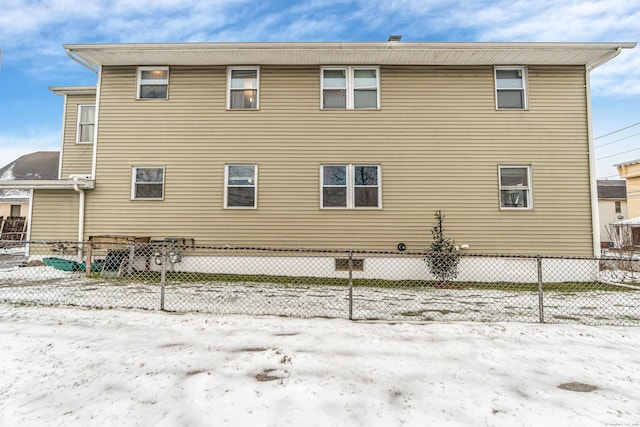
29 190 79 241
0 201 29 218
159 255 600 283
80 64 592 255
60 93 95 178
598 199 629 243
617 163 640 218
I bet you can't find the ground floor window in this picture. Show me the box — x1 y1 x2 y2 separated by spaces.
131 166 164 200
321 164 381 209
225 164 257 208
498 165 532 209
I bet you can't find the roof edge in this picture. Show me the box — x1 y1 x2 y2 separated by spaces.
49 86 97 96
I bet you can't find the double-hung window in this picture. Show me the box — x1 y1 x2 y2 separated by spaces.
321 164 381 209
499 165 532 209
137 67 169 99
131 166 165 200
228 67 259 110
321 67 379 109
225 164 257 208
495 67 527 109
76 104 95 143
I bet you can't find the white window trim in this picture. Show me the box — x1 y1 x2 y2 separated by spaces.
136 66 169 100
320 164 382 209
494 66 528 110
131 166 165 201
224 164 258 209
320 66 380 110
76 104 95 144
227 66 260 110
498 165 532 210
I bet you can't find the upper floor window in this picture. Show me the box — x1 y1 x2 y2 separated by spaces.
495 67 527 109
225 164 257 208
615 201 622 214
321 164 381 209
499 165 532 209
137 67 169 99
76 104 95 143
131 166 164 200
321 67 379 110
228 67 259 110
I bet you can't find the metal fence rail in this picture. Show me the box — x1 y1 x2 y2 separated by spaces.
1 240 638 326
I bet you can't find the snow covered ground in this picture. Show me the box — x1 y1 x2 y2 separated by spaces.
1 264 639 326
1 304 639 426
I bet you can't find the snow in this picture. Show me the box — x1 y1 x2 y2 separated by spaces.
1 264 640 325
1 304 639 427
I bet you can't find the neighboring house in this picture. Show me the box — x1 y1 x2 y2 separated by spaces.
597 179 628 244
0 151 60 238
615 159 640 218
0 40 635 260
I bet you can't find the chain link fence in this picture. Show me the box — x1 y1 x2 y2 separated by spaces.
1 240 638 326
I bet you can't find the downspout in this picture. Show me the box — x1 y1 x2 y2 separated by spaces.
73 177 86 260
585 67 600 257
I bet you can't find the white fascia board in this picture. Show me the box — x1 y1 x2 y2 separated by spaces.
0 179 95 190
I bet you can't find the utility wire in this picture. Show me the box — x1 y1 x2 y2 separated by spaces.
595 131 640 149
595 121 640 140
596 146 640 161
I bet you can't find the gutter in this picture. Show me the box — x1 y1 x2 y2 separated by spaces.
66 47 98 74
0 178 95 190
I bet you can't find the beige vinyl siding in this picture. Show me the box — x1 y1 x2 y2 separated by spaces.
60 93 95 178
30 190 79 241
82 64 592 255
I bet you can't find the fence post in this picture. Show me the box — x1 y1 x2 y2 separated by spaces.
348 250 353 320
537 255 544 323
85 241 92 278
160 242 166 311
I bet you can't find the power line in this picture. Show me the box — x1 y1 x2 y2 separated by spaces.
596 146 640 161
595 121 640 140
595 131 640 149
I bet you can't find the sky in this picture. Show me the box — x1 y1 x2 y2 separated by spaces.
0 0 639 179
2 303 639 426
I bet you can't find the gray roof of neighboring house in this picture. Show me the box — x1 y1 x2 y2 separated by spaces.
0 151 60 200
597 179 627 200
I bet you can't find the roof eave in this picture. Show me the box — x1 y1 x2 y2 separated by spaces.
63 41 637 68
0 179 95 190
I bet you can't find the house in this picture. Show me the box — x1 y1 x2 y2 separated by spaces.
0 151 60 239
0 41 635 263
597 179 628 244
615 159 640 218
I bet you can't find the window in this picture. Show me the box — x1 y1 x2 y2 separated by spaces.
137 67 169 99
499 165 532 209
321 164 381 209
228 67 259 109
76 105 95 143
131 166 164 200
321 67 379 109
10 205 21 217
495 67 527 109
225 165 257 208
615 201 622 214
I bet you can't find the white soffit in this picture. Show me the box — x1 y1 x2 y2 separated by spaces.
64 42 636 70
